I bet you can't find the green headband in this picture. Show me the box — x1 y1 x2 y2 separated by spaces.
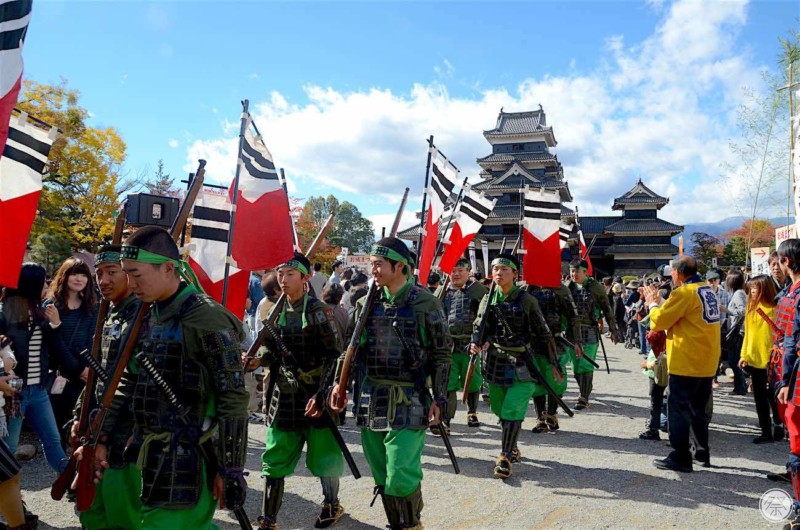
277 259 309 276
454 259 470 269
491 257 518 271
569 264 588 271
370 244 409 266
95 251 121 265
121 245 204 293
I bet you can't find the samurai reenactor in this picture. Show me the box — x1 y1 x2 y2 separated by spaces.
96 226 249 530
527 282 582 433
73 245 142 530
566 259 618 410
248 252 346 530
470 253 554 479
435 258 488 430
330 237 452 530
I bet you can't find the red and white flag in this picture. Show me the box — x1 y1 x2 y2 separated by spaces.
417 146 457 285
0 1 36 288
0 111 56 288
521 186 562 288
0 0 30 156
438 184 495 274
187 190 249 318
229 114 294 271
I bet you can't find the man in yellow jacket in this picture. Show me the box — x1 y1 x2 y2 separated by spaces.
644 256 721 472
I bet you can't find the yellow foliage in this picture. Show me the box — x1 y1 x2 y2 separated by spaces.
18 79 127 251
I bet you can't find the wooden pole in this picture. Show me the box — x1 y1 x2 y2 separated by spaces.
416 136 434 264
221 100 249 306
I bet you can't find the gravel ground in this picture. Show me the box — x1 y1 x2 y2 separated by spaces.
17 340 789 529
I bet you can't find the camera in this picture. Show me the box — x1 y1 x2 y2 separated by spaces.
8 378 22 391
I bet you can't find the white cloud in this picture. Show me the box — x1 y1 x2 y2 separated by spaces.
168 138 179 148
248 73 260 80
185 0 770 225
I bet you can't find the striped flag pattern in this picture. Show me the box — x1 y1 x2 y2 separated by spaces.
187 190 248 317
0 0 31 156
521 186 562 288
0 111 57 287
229 114 294 271
438 184 496 274
418 146 458 285
559 221 573 250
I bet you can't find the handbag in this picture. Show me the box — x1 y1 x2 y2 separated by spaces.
653 354 669 387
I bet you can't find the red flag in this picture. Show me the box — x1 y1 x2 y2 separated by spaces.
230 117 294 271
187 190 249 317
439 185 495 274
578 229 594 276
417 147 458 284
0 2 36 288
521 187 562 288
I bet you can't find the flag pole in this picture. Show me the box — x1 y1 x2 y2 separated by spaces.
279 168 300 251
416 135 434 273
221 99 250 306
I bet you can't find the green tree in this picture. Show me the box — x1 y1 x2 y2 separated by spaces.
19 79 127 251
690 232 722 273
722 235 748 267
330 201 374 253
145 159 181 197
28 232 72 276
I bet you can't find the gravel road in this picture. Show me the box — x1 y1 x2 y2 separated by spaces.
16 340 788 529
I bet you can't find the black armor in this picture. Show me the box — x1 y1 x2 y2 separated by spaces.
126 287 249 509
95 293 139 467
262 297 342 431
479 288 552 387
354 284 452 431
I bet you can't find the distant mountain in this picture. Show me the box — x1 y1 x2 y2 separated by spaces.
674 216 795 246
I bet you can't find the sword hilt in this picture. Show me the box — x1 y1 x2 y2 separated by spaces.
262 321 293 359
135 352 183 412
77 348 109 382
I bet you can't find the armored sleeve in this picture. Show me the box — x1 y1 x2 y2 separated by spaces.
311 303 344 387
526 295 555 362
471 293 491 344
591 281 617 334
559 289 582 345
421 299 453 402
196 322 249 471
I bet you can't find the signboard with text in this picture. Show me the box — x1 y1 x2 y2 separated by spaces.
776 225 797 248
751 247 770 275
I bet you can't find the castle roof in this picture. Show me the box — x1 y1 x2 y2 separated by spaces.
612 179 669 210
483 107 556 145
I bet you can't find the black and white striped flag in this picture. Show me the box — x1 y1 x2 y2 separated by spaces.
0 110 57 287
559 221 574 250
439 183 496 273
521 186 562 287
187 190 248 316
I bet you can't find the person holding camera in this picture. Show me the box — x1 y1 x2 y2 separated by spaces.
0 263 78 473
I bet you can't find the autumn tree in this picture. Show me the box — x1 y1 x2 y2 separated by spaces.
295 195 376 270
19 79 127 251
295 196 340 269
722 218 775 251
690 232 722 273
145 159 181 197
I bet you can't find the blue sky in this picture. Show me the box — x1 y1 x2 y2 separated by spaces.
23 0 799 232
